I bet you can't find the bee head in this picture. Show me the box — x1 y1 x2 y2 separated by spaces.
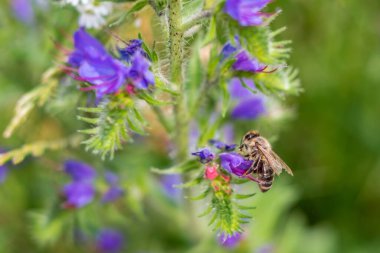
243 131 260 142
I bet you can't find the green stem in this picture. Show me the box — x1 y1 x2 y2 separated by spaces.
151 106 172 133
168 0 199 239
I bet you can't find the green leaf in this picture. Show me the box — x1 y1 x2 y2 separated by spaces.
151 159 200 174
220 78 230 117
234 193 256 199
109 0 148 27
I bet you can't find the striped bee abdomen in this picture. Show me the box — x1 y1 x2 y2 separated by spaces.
257 162 274 192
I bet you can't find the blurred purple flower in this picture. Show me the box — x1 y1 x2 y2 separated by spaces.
218 232 242 248
11 0 35 25
229 78 266 120
62 181 95 208
257 244 275 253
160 174 182 200
192 148 215 164
96 229 124 253
0 164 8 184
209 139 236 151
102 187 125 203
118 39 143 63
233 51 267 73
64 160 96 182
68 28 129 99
128 51 155 89
102 171 124 203
62 160 96 208
220 41 238 60
219 152 253 177
224 0 272 26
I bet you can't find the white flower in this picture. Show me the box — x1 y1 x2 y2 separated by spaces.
61 0 92 6
77 2 113 29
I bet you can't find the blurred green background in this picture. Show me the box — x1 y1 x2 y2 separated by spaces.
1 0 380 252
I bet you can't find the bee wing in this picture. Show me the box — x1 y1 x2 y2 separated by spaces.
256 145 293 176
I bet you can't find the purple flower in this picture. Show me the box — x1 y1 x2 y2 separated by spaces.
118 39 143 63
218 232 243 248
219 152 253 177
68 28 129 99
11 0 35 25
220 42 238 60
0 164 8 184
102 171 124 203
128 51 155 90
96 229 124 253
64 160 96 182
209 139 236 151
229 78 266 120
224 0 272 26
160 174 182 200
62 181 95 208
192 148 215 164
233 51 266 73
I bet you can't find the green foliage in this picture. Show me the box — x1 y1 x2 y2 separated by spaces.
3 67 60 138
78 95 146 159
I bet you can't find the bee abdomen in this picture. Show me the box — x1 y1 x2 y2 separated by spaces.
259 180 273 192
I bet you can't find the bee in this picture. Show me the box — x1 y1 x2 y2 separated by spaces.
238 130 293 192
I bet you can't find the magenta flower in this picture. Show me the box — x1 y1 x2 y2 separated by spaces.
96 229 124 253
219 152 253 177
218 232 243 248
68 28 129 99
229 78 266 120
102 171 124 203
224 0 272 26
192 148 215 164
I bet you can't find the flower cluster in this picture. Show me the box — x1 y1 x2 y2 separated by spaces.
224 0 273 26
66 28 155 99
61 160 124 208
96 228 124 253
220 38 269 120
61 0 113 29
191 140 255 182
102 171 125 203
62 160 96 208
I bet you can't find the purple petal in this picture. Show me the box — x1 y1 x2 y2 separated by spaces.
102 186 125 203
63 181 95 208
160 174 182 200
219 152 253 176
96 229 124 253
11 0 35 25
233 51 266 73
228 78 257 99
218 232 242 248
0 165 8 184
118 39 143 62
128 51 155 89
64 160 96 182
209 139 236 151
105 171 119 185
191 148 215 164
231 96 266 120
224 0 272 26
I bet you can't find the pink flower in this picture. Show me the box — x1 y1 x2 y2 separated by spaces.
205 164 219 180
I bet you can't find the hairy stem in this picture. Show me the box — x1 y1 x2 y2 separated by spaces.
168 0 199 239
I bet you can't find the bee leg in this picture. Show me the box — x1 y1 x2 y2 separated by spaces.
246 174 261 183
